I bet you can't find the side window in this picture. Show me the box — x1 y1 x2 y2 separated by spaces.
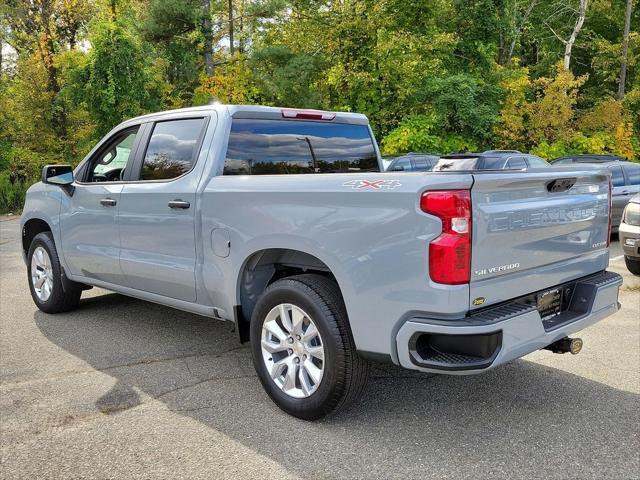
140 118 206 181
413 157 434 171
389 158 412 171
86 128 138 182
525 155 549 167
610 166 625 187
623 164 640 185
223 119 379 175
553 158 573 165
505 156 527 170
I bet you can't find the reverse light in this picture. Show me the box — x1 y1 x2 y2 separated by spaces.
281 109 336 121
421 190 472 285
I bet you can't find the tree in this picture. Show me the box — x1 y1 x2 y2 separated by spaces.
70 18 168 136
618 0 633 99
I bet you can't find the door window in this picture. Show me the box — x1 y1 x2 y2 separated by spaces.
505 156 527 170
140 118 206 181
413 157 435 171
86 128 138 182
389 157 412 171
525 155 549 167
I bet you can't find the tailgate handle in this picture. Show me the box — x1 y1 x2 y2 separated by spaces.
547 178 577 193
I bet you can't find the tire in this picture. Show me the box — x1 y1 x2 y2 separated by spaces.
250 274 369 420
27 231 82 313
624 256 640 276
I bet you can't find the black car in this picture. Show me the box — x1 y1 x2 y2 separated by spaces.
550 154 627 164
432 151 549 171
385 153 440 171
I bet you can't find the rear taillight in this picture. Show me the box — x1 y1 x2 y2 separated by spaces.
607 179 612 247
421 190 472 285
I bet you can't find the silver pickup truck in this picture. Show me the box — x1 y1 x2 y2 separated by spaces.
21 105 622 419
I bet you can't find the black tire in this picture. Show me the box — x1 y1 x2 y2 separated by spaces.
27 231 82 313
250 274 369 420
625 256 640 276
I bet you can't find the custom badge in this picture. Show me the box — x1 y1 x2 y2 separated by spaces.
342 179 402 190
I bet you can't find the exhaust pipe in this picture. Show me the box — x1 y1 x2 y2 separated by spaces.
544 337 583 355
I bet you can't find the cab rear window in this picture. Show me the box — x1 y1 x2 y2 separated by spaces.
223 119 379 175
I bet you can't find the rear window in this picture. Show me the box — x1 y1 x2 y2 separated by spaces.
223 119 379 175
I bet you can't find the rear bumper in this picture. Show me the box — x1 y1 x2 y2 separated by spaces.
395 271 622 374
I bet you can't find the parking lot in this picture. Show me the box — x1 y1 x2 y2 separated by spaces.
1 215 638 479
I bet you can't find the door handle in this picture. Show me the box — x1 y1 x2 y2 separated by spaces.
100 198 117 207
168 200 191 209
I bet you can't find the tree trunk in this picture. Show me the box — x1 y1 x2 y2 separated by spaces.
617 0 633 99
506 1 537 65
228 0 234 55
564 0 588 71
202 0 213 75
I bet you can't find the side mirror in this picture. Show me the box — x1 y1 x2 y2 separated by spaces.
42 165 75 195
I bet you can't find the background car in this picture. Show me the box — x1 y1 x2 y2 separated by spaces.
567 161 640 231
385 152 440 171
619 194 640 275
550 154 627 164
432 151 550 171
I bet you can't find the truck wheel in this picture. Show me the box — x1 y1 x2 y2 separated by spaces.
27 232 81 313
625 256 640 276
250 274 369 420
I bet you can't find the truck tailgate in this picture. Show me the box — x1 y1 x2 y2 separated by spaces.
469 169 610 309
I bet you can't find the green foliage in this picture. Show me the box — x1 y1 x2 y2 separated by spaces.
69 18 168 136
1 0 638 214
0 172 30 214
381 114 477 155
250 46 323 108
417 74 501 145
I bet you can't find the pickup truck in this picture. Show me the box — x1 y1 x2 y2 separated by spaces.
21 104 622 420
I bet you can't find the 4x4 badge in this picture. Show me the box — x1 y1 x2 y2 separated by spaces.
342 179 402 190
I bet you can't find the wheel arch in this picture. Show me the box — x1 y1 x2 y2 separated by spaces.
235 248 350 341
22 218 52 256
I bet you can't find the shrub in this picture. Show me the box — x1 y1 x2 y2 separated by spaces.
0 172 32 214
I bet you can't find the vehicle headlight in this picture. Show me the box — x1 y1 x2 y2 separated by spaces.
622 202 640 226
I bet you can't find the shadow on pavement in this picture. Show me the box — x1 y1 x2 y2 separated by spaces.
35 292 640 479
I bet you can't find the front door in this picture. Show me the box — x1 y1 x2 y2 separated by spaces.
118 117 208 302
60 127 141 284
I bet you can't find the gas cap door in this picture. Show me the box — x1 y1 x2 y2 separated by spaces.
211 228 231 258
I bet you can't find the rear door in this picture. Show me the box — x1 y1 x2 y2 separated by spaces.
469 169 610 308
117 116 209 302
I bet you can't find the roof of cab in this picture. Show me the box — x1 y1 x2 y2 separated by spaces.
122 104 369 126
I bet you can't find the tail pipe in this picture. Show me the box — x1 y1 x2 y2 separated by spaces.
544 337 583 355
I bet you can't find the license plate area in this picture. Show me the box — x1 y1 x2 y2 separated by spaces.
536 288 563 320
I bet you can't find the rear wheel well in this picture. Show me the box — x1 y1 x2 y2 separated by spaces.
237 249 340 340
22 219 52 255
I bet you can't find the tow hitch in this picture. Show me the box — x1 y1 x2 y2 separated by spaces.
544 337 583 355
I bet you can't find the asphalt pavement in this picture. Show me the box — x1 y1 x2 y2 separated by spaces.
1 215 638 479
